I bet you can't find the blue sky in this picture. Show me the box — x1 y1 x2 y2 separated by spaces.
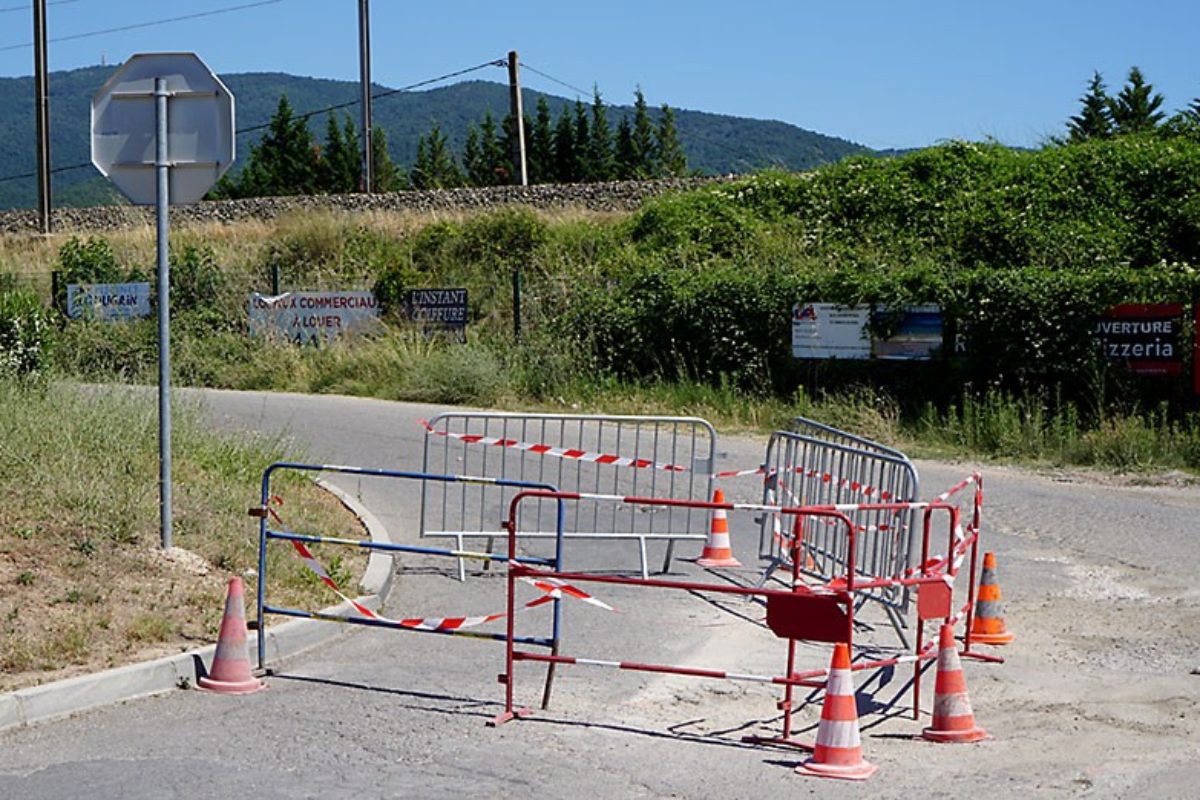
1 0 1197 150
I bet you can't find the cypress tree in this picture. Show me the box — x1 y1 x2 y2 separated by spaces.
529 97 555 184
654 104 688 177
479 111 506 185
318 113 361 193
614 114 637 179
572 99 591 181
588 87 615 181
631 87 656 178
370 125 401 192
1109 66 1165 135
552 106 576 182
258 94 320 195
462 125 486 186
1067 71 1113 143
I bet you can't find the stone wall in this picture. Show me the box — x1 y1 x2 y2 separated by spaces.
0 177 735 236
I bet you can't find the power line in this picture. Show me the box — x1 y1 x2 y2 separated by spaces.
0 59 506 185
238 59 505 135
0 0 282 52
0 0 82 14
519 62 590 98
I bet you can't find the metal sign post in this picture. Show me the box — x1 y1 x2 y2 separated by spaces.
91 53 235 549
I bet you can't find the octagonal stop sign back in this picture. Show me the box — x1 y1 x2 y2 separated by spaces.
91 52 235 205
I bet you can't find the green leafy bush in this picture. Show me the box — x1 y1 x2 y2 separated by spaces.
0 288 54 376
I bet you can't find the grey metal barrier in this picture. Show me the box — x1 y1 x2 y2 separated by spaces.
757 418 920 642
420 412 718 579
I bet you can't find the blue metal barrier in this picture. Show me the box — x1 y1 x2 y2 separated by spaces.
255 462 565 673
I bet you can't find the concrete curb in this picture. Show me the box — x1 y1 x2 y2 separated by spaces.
0 479 394 734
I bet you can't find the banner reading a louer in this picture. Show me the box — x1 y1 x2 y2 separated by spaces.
248 291 383 344
67 282 152 320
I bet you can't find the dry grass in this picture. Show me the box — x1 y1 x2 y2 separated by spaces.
0 381 369 691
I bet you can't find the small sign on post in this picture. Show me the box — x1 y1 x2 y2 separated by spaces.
91 53 235 551
403 288 468 341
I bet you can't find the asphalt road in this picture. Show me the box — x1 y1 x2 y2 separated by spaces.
1 389 1197 799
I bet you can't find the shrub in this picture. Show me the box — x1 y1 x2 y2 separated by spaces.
0 288 54 377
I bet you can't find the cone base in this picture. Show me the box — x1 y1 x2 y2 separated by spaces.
198 674 264 695
697 555 742 568
922 724 988 743
969 630 1014 645
795 758 878 781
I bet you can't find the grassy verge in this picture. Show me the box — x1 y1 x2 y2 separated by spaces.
0 380 368 691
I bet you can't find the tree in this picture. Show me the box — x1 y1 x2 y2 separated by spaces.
253 95 320 195
462 125 486 186
552 106 577 182
211 94 320 198
588 87 615 181
1067 71 1113 143
654 103 687 177
1108 66 1165 135
614 114 637 179
631 87 656 178
572 99 591 180
410 124 462 189
370 125 402 192
318 114 361 193
529 97 555 184
478 111 507 185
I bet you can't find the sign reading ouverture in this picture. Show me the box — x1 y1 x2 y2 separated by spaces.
248 291 382 344
67 282 152 320
1096 303 1183 375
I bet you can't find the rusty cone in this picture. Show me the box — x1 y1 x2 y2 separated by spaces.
922 623 987 743
969 551 1014 645
795 642 878 781
198 576 264 695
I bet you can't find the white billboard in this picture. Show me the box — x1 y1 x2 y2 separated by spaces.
67 282 152 320
791 303 871 359
248 291 383 344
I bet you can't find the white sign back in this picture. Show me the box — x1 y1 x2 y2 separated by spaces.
91 52 235 205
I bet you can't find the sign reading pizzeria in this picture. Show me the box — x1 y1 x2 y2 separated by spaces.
1096 303 1183 376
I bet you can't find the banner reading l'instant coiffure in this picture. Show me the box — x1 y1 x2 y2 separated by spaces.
248 291 382 344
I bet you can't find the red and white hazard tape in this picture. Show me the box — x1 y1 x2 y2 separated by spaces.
420 420 687 473
271 497 613 631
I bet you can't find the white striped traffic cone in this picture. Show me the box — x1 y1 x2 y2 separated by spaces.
198 577 264 695
922 623 987 743
697 489 741 568
796 642 877 780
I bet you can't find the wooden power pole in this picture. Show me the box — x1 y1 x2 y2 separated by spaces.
507 50 528 187
358 0 373 193
33 0 51 233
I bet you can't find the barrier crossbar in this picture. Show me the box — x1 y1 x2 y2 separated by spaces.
253 462 567 683
420 412 718 580
757 423 921 645
492 477 986 738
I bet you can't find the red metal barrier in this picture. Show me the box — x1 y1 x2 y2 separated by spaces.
490 475 989 742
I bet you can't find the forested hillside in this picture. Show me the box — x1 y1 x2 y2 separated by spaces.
0 68 868 209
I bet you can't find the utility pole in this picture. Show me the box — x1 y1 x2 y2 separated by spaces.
32 0 51 233
507 50 528 187
358 0 373 193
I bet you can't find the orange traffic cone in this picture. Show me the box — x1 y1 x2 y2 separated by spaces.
791 516 818 572
922 623 987 743
198 576 264 695
796 642 878 781
969 552 1014 645
697 489 741 568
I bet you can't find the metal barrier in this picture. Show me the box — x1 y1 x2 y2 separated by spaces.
757 420 920 644
253 462 566 689
420 412 718 579
491 476 987 735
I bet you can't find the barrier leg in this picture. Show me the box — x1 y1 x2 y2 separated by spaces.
638 537 649 580
456 533 467 582
540 639 559 710
662 539 676 574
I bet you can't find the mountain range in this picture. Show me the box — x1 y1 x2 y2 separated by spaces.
0 65 873 210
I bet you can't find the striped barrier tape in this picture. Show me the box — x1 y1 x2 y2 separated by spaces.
418 420 894 501
268 497 614 632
